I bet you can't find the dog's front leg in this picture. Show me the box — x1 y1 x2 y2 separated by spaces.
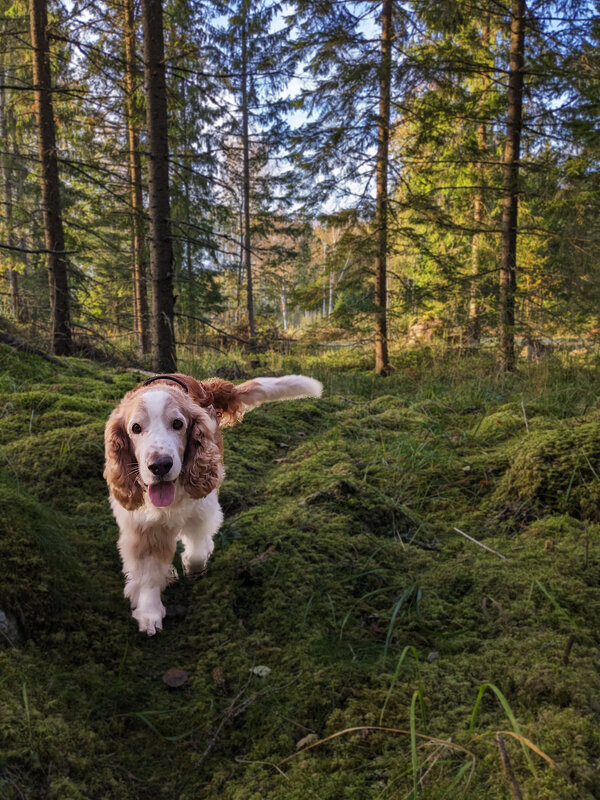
179 491 223 578
118 523 178 635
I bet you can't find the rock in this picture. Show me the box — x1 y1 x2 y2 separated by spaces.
251 665 271 678
0 610 21 645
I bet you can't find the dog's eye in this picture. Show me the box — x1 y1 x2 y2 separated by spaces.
172 419 184 430
131 423 142 434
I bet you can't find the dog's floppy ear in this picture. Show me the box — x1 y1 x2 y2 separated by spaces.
201 375 323 427
180 407 225 498
104 409 144 510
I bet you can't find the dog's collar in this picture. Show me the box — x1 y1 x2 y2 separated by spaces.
142 374 189 393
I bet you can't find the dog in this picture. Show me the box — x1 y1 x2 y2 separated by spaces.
104 372 322 634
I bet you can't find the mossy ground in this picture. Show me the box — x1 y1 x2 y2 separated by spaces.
2 343 600 798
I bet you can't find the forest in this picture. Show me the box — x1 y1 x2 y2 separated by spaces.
1 0 600 798
0 0 597 370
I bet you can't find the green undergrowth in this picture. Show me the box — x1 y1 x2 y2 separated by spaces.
2 343 600 798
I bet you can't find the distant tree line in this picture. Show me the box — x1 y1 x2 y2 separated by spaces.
0 0 597 372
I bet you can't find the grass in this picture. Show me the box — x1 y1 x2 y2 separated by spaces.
2 342 600 798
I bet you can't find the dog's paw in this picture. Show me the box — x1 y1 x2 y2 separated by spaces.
182 555 207 580
132 602 166 636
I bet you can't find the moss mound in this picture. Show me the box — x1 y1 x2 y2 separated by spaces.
2 344 600 799
491 421 600 521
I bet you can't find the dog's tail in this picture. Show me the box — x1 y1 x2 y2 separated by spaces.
237 375 322 410
203 374 322 426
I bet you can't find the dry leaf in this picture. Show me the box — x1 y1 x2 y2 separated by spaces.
296 732 318 750
212 667 225 687
162 668 188 688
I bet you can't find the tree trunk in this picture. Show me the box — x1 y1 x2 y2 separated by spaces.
322 242 327 318
374 0 392 376
499 0 525 372
123 0 150 357
241 7 255 349
281 268 288 330
141 0 176 371
236 195 244 324
467 23 491 346
328 270 334 316
28 0 71 355
0 48 20 320
181 77 194 341
468 119 486 344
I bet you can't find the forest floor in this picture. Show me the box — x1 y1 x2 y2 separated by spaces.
1 342 600 799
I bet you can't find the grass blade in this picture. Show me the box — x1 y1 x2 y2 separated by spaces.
409 690 419 798
379 645 426 729
468 683 535 775
535 580 576 627
384 586 416 659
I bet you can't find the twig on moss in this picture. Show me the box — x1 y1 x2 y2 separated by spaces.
278 726 475 767
496 732 523 800
453 527 508 560
200 675 296 764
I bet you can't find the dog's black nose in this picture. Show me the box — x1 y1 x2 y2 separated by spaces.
148 457 173 477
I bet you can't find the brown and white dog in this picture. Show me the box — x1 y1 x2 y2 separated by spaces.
104 373 322 634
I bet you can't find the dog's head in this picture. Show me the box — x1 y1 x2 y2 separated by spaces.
104 373 322 510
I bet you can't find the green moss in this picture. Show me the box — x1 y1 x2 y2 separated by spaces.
491 421 600 521
2 424 106 506
473 403 528 442
2 347 600 798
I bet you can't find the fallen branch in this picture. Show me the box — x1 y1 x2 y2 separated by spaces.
0 331 63 365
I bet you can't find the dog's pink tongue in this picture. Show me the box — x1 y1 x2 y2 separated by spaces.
148 482 176 507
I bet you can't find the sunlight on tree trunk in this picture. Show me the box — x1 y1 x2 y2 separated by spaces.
123 0 150 358
499 0 525 372
28 0 71 356
468 22 491 347
241 3 255 350
375 0 392 377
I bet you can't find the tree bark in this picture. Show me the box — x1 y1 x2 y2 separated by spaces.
374 0 392 376
123 0 150 357
182 78 196 342
141 0 176 371
468 183 484 344
236 195 244 324
467 22 491 346
281 268 288 330
0 47 20 320
28 0 71 355
499 0 525 372
241 6 255 348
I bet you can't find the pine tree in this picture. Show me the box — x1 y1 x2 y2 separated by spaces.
28 0 71 355
141 0 176 371
123 0 150 356
209 0 295 346
498 0 525 372
288 0 405 373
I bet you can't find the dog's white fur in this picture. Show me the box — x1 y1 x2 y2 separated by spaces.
104 374 322 634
